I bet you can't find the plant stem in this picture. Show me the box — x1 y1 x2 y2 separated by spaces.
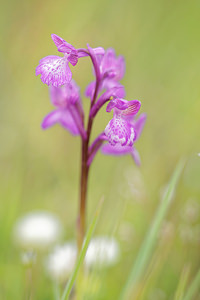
77 139 89 251
77 47 100 252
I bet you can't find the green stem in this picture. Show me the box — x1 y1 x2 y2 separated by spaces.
182 268 200 300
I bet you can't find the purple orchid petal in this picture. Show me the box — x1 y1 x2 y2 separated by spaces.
102 80 125 98
78 47 105 58
121 100 141 116
49 85 66 108
41 109 79 135
106 99 141 117
90 86 125 118
131 148 141 166
133 113 147 141
67 105 86 139
59 110 80 135
36 55 72 87
67 80 81 104
101 49 115 75
51 34 76 53
101 143 132 156
41 110 62 129
93 47 105 56
102 143 141 165
105 116 136 146
106 98 128 113
67 52 79 66
48 82 85 137
49 80 80 108
85 81 96 98
85 80 125 101
101 48 125 80
116 56 125 81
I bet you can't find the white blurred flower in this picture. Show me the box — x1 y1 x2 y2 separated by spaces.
13 211 63 251
46 242 77 281
85 236 120 268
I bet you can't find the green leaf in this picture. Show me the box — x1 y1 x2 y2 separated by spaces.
182 268 200 300
119 159 185 300
174 265 190 300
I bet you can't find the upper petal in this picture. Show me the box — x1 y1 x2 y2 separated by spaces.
51 34 76 53
101 48 116 75
106 98 128 113
106 99 141 117
121 100 141 117
36 55 72 87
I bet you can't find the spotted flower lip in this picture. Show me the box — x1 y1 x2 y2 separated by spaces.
102 113 146 165
36 34 105 87
35 55 73 87
105 116 136 147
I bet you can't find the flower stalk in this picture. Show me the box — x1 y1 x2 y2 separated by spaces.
78 47 101 251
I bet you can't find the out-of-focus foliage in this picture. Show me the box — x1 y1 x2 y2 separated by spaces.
0 0 199 299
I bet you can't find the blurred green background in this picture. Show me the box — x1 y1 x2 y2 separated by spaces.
1 0 200 299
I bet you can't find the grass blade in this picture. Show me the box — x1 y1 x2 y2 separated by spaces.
182 268 200 300
61 198 104 300
174 265 190 300
119 159 185 300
